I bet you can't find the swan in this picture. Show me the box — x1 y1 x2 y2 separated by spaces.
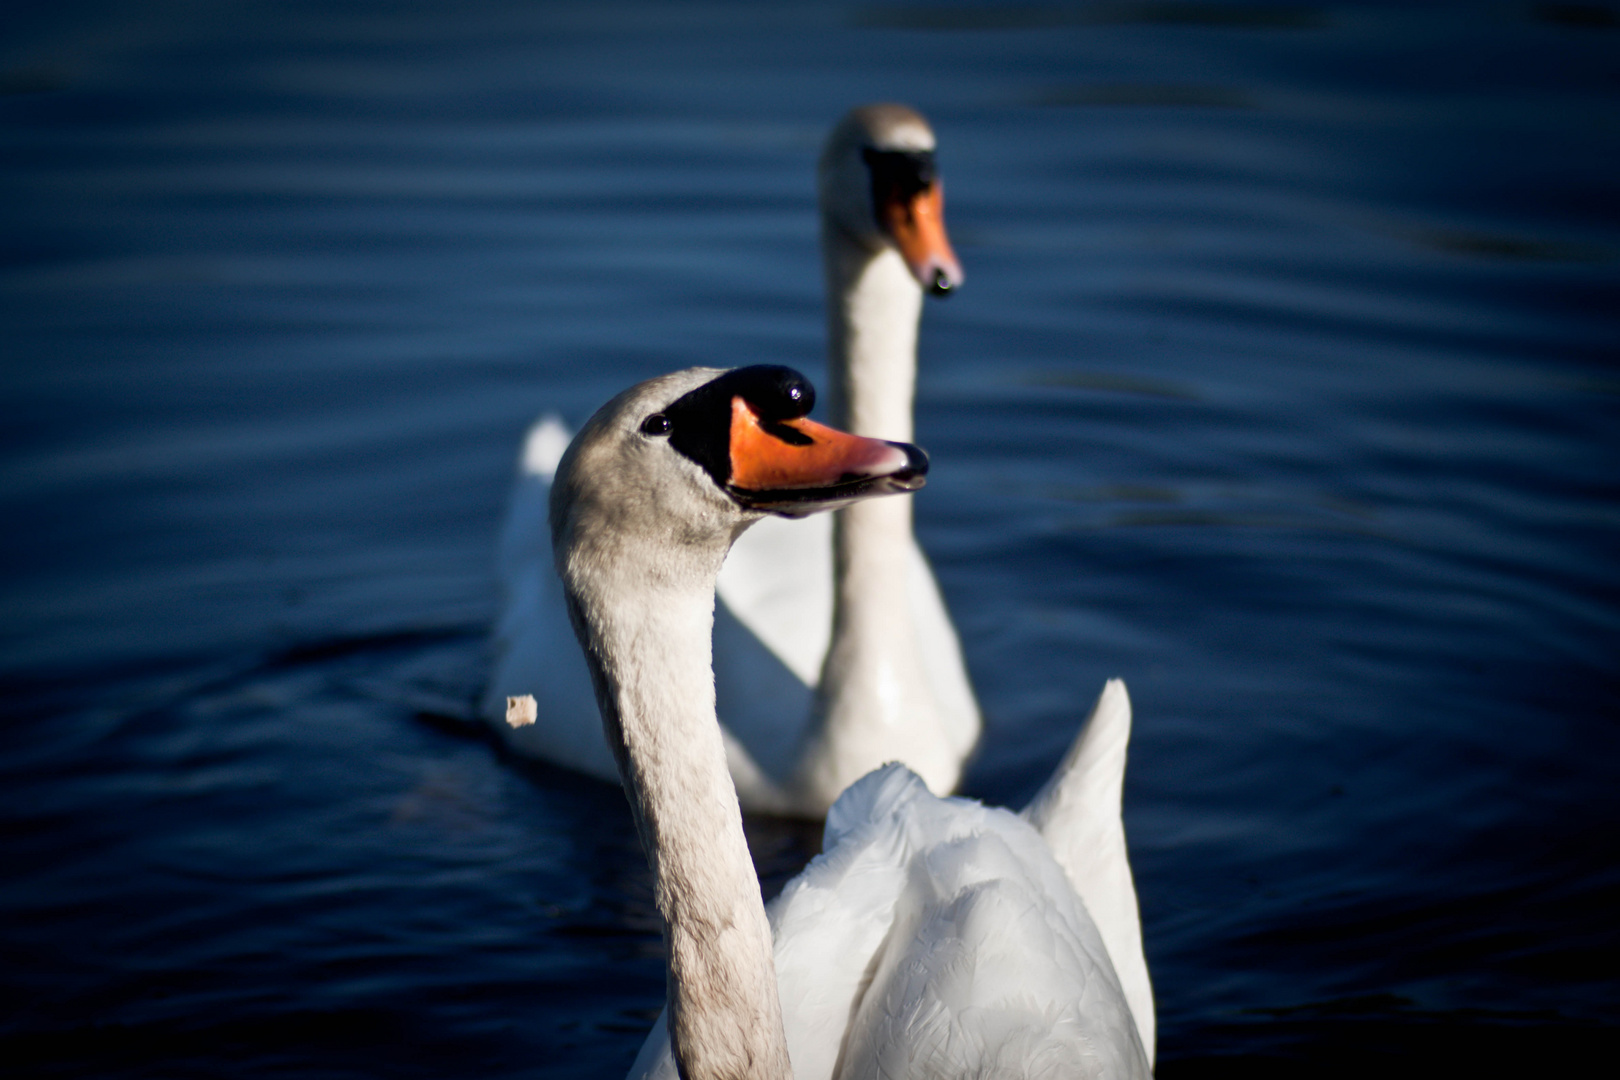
483 104 980 816
534 364 1155 1079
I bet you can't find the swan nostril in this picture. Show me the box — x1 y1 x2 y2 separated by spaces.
928 270 952 297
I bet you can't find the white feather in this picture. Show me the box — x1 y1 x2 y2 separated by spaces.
555 367 1155 1080
628 689 1153 1080
483 105 981 816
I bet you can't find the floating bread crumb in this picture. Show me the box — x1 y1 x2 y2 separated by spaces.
506 694 537 728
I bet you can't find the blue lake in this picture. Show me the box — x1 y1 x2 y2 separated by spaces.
2 1 1616 1075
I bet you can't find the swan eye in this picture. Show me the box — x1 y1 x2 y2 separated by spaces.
640 413 671 437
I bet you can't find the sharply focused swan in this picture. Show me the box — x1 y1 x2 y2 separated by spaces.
529 365 1155 1079
483 105 980 816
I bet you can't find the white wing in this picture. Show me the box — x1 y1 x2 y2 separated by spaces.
627 762 1152 1080
1023 679 1155 1064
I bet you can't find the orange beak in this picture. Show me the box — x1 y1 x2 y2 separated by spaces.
881 182 964 297
726 397 926 513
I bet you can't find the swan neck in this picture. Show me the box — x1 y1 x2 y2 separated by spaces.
798 221 959 804
794 493 960 801
822 223 921 440
832 496 915 640
559 536 791 1080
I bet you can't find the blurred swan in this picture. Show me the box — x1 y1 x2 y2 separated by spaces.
484 105 980 816
539 365 1154 1079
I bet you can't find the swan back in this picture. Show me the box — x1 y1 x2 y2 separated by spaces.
820 767 1150 1080
631 764 1153 1080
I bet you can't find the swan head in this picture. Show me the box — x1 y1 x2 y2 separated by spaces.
818 103 964 297
550 365 929 572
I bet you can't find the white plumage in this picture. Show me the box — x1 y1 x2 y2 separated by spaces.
484 105 981 816
547 366 1155 1079
627 682 1153 1080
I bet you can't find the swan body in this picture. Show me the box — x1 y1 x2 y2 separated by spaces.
628 682 1154 1080
484 104 980 816
543 366 1154 1080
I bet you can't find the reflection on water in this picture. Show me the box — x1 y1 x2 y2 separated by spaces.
1404 226 1611 263
2 1 1617 1077
1025 370 1203 399
1034 84 1260 108
854 3 1332 31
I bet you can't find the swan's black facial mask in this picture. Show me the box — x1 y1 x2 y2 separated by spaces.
650 365 927 517
863 147 938 215
861 147 960 298
657 365 813 485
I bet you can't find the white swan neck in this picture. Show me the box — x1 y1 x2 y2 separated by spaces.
794 496 959 802
793 223 960 805
822 224 922 440
561 533 792 1080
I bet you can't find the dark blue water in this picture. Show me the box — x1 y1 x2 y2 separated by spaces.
3 1 1617 1076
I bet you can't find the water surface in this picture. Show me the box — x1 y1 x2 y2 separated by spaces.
2 1 1617 1076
